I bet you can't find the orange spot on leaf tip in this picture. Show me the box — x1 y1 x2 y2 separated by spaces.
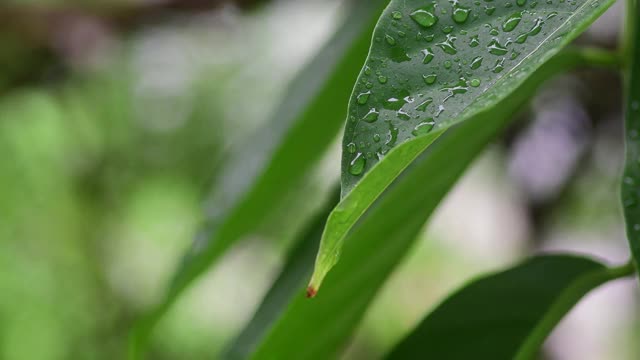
306 286 317 298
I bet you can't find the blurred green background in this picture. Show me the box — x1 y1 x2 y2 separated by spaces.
0 0 638 359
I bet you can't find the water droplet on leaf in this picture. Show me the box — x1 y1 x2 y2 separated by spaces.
385 34 397 45
397 109 411 120
436 34 458 55
469 35 480 47
423 73 438 84
421 48 435 64
415 97 434 111
349 153 366 176
363 108 380 123
412 119 436 136
385 122 399 146
502 11 523 32
357 91 371 105
452 4 471 23
410 5 439 28
487 39 508 55
470 56 483 69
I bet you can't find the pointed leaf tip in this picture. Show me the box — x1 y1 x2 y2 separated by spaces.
306 286 317 298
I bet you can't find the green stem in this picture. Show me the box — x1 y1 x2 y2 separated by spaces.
624 0 637 64
569 47 623 69
514 260 636 360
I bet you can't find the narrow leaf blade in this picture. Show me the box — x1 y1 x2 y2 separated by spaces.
621 0 640 276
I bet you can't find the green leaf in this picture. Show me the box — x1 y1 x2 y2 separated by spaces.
249 49 616 360
128 0 389 356
621 0 640 277
221 187 339 360
309 0 618 293
386 255 634 360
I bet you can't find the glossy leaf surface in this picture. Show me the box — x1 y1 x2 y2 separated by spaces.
386 255 633 360
309 0 617 292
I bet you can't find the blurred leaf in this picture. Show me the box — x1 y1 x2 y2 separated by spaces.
249 49 618 360
386 255 634 360
221 187 339 360
130 0 390 356
621 0 640 277
309 0 618 293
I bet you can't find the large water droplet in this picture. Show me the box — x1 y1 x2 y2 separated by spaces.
487 24 500 36
410 5 439 28
421 48 435 64
469 35 480 47
349 153 366 176
385 34 397 46
412 119 436 136
492 58 505 73
415 97 434 111
502 11 523 32
397 109 411 120
516 18 544 43
441 78 469 101
357 91 371 105
436 34 458 55
452 4 471 23
363 108 380 123
423 73 438 84
385 122 399 146
487 39 508 55
470 56 483 69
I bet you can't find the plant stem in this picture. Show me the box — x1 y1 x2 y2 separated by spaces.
570 47 623 69
514 260 636 360
624 0 637 64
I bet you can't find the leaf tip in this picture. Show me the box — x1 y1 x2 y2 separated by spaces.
306 286 318 298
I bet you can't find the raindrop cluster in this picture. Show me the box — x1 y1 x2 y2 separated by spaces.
345 0 576 178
